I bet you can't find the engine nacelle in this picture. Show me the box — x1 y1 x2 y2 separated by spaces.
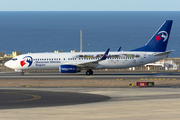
60 65 77 73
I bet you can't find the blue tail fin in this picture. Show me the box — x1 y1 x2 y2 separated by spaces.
131 20 173 52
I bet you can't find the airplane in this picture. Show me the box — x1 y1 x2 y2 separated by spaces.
5 20 173 75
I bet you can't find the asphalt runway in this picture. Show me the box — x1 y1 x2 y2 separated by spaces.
1 87 180 120
1 88 180 110
0 89 110 109
0 71 180 79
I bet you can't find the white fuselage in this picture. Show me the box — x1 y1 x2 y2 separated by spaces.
5 51 167 71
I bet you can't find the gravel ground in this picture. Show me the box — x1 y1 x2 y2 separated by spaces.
0 79 180 87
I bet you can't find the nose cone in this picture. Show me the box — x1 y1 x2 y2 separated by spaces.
4 61 12 69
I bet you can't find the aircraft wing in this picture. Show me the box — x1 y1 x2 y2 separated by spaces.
76 48 110 68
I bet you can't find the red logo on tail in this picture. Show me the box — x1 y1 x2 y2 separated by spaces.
156 35 161 41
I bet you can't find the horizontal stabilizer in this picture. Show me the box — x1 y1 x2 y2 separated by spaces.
153 50 173 56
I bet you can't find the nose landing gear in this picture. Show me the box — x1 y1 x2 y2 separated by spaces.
21 71 24 76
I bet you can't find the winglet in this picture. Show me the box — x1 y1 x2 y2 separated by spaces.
100 48 110 60
116 47 121 52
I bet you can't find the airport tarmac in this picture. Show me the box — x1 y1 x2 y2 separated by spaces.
0 71 180 87
0 89 110 109
0 87 180 120
0 71 180 79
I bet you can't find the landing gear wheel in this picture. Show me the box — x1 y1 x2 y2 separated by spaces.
90 70 93 75
86 71 90 75
21 72 24 76
86 69 93 75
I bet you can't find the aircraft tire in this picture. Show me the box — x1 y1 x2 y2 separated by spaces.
21 72 24 76
86 71 90 75
86 69 93 75
90 70 93 75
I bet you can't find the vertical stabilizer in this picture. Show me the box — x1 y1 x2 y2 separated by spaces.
131 20 173 52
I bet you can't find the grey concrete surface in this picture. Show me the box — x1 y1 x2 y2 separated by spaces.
0 71 180 79
0 87 180 120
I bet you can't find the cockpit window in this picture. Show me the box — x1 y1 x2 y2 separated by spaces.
12 58 18 61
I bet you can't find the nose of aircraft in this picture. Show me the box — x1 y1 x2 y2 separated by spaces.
4 61 11 68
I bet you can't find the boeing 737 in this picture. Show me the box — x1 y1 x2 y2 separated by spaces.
5 20 173 75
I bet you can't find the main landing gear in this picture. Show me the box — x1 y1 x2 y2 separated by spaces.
86 69 93 75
